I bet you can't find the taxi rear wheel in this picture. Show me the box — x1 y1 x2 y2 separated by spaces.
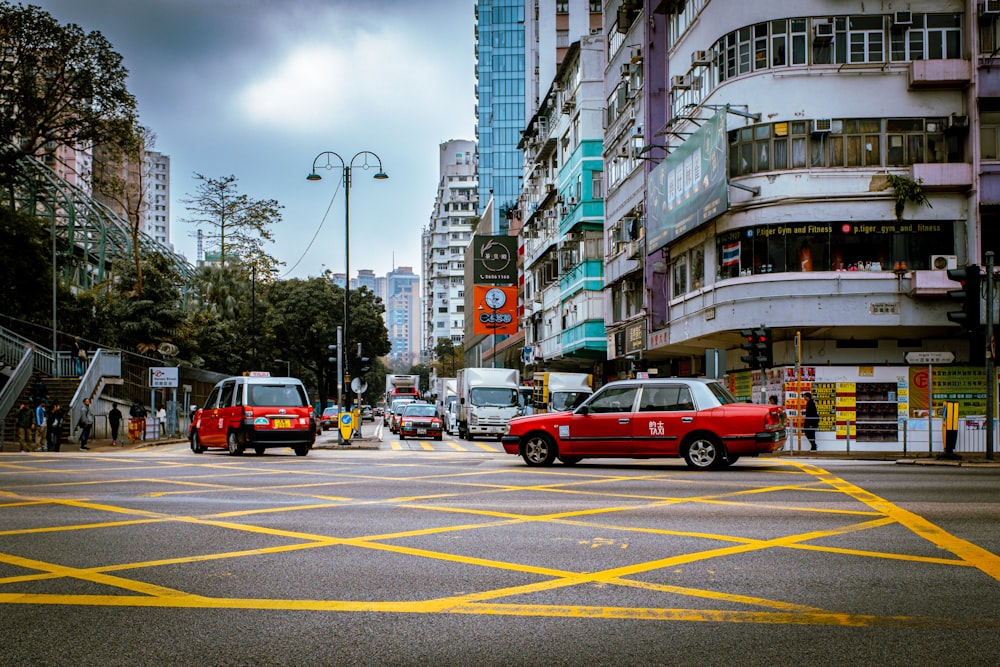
293 445 310 456
254 446 265 455
521 433 557 466
683 435 725 470
227 432 243 456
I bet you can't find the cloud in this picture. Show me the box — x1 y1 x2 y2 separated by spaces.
238 28 465 137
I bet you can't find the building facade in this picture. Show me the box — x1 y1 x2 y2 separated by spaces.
422 140 478 359
385 265 421 368
476 0 526 233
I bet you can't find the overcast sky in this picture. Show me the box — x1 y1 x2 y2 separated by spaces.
30 0 476 279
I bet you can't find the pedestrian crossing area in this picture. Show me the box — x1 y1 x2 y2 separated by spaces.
384 439 503 452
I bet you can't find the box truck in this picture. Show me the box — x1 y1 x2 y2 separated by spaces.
456 368 519 440
434 377 458 434
532 372 594 413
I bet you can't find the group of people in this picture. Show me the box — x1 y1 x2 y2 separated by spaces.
14 396 92 452
14 388 156 452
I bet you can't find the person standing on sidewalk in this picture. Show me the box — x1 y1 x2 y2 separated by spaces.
78 398 94 450
16 402 34 452
46 400 65 452
803 392 820 451
108 404 123 446
34 399 48 451
157 406 167 438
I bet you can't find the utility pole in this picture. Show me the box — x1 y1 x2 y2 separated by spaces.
987 252 995 460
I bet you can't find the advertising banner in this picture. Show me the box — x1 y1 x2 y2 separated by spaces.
473 236 517 285
472 285 518 335
646 109 729 254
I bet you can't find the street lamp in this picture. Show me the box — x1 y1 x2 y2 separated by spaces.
307 150 388 413
274 358 290 377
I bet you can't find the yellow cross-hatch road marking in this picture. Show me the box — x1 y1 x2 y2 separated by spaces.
0 457 998 629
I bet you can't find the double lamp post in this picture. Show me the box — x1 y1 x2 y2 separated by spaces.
307 151 388 414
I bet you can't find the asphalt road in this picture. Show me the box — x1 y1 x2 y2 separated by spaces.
2 440 999 666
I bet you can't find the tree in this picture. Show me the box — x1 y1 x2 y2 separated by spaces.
0 206 49 321
0 2 136 181
91 251 186 356
90 125 154 294
432 337 464 377
179 263 256 372
182 174 284 281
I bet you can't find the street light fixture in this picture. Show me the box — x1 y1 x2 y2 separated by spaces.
274 358 290 377
307 150 388 414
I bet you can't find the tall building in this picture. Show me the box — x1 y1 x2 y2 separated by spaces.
356 269 377 294
476 0 526 233
422 140 478 359
385 266 421 368
143 151 171 248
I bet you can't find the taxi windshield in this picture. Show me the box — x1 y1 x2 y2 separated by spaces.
247 384 307 407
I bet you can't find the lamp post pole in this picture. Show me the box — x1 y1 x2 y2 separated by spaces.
308 151 388 414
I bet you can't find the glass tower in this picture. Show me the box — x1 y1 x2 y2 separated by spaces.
476 0 524 234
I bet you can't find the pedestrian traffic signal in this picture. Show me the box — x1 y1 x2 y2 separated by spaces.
739 329 759 369
946 265 981 329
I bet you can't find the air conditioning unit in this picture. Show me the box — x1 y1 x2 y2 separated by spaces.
947 114 969 130
813 21 834 42
620 63 631 78
590 27 602 35
984 0 1000 15
630 125 643 138
691 50 712 67
567 196 578 206
671 74 691 90
931 255 958 271
812 118 833 134
891 11 912 31
631 48 643 64
622 279 638 292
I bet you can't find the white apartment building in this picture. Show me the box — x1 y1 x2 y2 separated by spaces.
422 140 478 357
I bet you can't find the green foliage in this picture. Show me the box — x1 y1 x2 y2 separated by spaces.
91 251 186 355
182 174 284 280
0 207 50 320
0 2 137 181
886 174 931 220
432 337 464 377
408 363 432 397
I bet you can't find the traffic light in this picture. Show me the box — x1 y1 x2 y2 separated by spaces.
739 329 759 369
946 265 981 329
755 327 773 369
327 344 338 364
357 357 371 374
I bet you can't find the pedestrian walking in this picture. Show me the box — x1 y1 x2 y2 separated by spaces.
157 406 167 438
72 336 87 377
16 402 34 452
47 400 65 452
77 398 94 450
108 404 123 446
803 392 820 451
34 399 48 451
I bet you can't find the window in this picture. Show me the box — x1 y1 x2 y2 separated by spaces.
586 386 638 414
638 386 695 412
982 112 1000 160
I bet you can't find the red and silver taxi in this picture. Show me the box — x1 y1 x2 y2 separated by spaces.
398 402 443 441
501 378 786 469
189 375 316 456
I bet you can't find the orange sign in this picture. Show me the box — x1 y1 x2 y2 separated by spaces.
473 285 518 335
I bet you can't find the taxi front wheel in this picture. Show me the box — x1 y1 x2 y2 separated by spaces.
521 434 557 466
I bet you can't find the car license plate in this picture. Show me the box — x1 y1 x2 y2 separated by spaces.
417 428 427 435
273 418 291 428
488 426 501 433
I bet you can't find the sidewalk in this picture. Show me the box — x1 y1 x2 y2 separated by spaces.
773 448 1000 467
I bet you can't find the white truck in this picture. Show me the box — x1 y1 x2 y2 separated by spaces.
533 372 593 413
434 377 458 434
456 368 520 440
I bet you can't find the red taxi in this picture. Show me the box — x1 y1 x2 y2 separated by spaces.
189 375 316 456
501 378 786 470
398 403 443 440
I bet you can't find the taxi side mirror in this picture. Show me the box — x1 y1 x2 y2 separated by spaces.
576 405 590 416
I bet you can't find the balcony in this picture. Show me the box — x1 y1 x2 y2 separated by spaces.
907 59 970 89
909 163 972 191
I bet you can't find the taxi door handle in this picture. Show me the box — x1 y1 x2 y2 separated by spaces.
618 418 630 424
682 417 693 423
